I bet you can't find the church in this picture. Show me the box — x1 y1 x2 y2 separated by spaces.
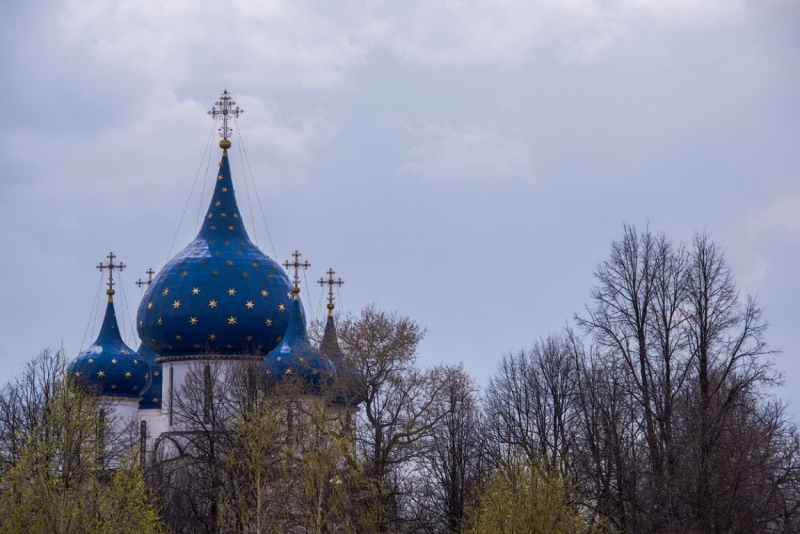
68 90 352 457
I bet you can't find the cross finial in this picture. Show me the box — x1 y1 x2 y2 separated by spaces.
96 252 125 299
136 268 155 289
207 89 243 149
282 250 310 298
318 268 344 317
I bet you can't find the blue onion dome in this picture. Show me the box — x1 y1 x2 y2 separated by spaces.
136 149 294 360
70 290 152 399
136 343 162 409
260 289 337 392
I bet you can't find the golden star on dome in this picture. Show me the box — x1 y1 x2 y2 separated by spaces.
111 359 118 364
233 213 239 219
215 251 222 256
276 336 282 343
246 301 254 309
228 288 236 296
224 241 231 246
190 317 198 325
153 397 159 402
242 271 249 277
162 289 169 296
133 359 138 364
226 260 234 266
218 174 223 180
200 260 206 265
276 356 281 361
221 212 227 218
246 335 253 341
209 300 218 308
237 251 243 256
175 334 182 340
125 372 132 378
286 292 291 298
182 271 188 277
154 371 159 377
228 316 237 325
133 385 138 390
285 368 292 375
173 301 181 308
110 384 116 389
268 274 274 279
74 371 81 377
144 373 148 379
147 302 153 309
216 201 221 207
212 270 219 276
208 214 213 219
265 318 272 326
252 262 259 268
192 287 200 295
261 290 268 297
209 333 217 341
221 187 228 193
211 225 217 230
278 304 285 311
88 358 94 363
157 318 163 325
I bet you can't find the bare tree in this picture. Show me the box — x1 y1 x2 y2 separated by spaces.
484 334 577 472
407 364 483 533
337 304 448 531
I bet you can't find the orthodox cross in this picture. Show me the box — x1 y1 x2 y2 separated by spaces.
318 268 344 315
96 252 125 293
283 250 310 291
207 89 243 141
135 268 155 289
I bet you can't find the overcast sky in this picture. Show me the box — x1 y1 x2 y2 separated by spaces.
1 0 799 410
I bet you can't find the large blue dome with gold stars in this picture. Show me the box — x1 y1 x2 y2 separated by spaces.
70 292 152 399
137 149 293 358
259 292 338 391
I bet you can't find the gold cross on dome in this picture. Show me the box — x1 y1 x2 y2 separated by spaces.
136 268 155 288
207 89 243 142
318 268 344 316
282 250 310 294
97 252 125 293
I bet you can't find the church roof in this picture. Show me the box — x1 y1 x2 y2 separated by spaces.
136 149 293 359
70 292 152 399
260 291 338 392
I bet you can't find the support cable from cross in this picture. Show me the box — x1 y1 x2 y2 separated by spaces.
318 269 344 317
283 250 310 299
96 252 125 298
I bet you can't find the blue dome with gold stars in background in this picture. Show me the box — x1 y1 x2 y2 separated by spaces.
259 259 338 391
70 254 152 399
137 92 293 358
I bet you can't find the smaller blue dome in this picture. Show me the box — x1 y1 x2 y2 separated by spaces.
260 293 337 392
70 293 151 399
137 343 163 409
